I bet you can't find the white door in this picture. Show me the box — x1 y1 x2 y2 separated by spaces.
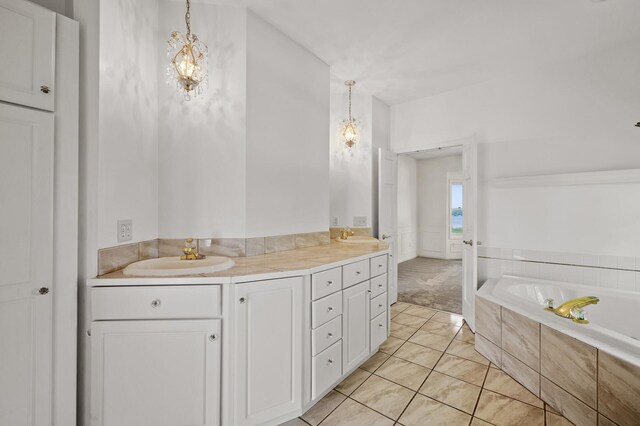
0 103 54 426
235 277 303 426
378 148 398 304
342 281 370 372
0 0 55 111
90 320 221 426
461 141 478 331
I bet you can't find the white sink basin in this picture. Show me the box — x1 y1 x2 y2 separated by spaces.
335 236 379 244
123 256 235 277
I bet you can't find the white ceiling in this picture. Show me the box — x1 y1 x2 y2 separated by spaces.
211 0 640 105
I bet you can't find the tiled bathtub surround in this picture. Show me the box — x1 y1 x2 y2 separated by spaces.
97 231 330 276
474 294 640 425
478 246 640 292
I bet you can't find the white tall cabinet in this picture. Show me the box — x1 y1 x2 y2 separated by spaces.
234 277 304 426
0 1 59 425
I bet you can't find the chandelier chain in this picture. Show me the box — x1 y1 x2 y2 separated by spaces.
348 84 352 121
185 0 191 39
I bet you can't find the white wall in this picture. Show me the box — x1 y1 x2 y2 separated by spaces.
98 0 158 247
245 11 329 236
416 155 462 259
391 39 640 259
371 97 390 236
397 155 417 262
29 0 72 17
158 3 248 238
329 93 373 228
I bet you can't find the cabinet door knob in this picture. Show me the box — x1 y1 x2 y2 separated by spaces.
209 334 218 342
356 271 361 275
38 287 49 295
378 304 383 308
327 359 333 365
327 306 333 312
378 264 383 268
239 297 246 304
378 284 383 288
327 332 333 338
327 280 333 286
379 323 384 328
150 299 161 308
40 85 50 94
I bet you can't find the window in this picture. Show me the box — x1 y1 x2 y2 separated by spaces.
450 182 463 236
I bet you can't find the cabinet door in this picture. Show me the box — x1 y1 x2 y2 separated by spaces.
0 103 53 426
342 281 370 372
90 320 221 426
235 277 303 426
0 0 55 110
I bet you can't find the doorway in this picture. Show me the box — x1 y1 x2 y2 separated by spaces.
396 146 465 314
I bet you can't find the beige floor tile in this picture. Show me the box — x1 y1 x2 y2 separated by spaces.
301 390 346 426
490 362 500 369
390 322 418 340
546 411 574 426
419 371 481 414
318 398 394 426
430 311 465 326
420 319 460 338
455 324 475 344
380 336 405 354
351 375 415 420
391 302 411 313
474 389 545 426
402 305 437 319
360 351 390 372
434 354 488 386
407 330 453 351
398 394 471 426
483 368 543 408
393 341 443 369
546 403 561 414
374 356 430 391
280 418 309 426
392 313 428 328
470 418 493 426
334 368 371 395
445 340 489 365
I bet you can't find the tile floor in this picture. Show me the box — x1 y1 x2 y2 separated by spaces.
282 302 573 426
398 258 463 314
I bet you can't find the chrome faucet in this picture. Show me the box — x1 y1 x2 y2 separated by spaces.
546 296 599 324
339 227 355 240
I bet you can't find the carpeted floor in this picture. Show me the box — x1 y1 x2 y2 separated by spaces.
397 257 463 314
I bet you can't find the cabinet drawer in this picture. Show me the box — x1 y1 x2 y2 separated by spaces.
343 259 370 288
370 274 387 298
92 285 221 320
312 315 342 356
312 291 342 328
370 312 388 351
312 340 343 400
370 292 387 319
311 267 342 301
370 254 388 277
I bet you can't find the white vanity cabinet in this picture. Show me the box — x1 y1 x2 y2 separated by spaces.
234 277 304 426
89 285 222 426
342 280 371 372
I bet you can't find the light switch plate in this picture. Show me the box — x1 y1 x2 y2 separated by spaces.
117 219 132 243
353 216 367 226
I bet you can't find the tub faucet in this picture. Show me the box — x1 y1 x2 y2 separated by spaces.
339 227 355 240
549 296 599 324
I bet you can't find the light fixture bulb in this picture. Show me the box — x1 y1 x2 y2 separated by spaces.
341 80 359 150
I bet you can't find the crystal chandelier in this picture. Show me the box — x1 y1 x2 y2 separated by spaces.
340 80 359 150
166 0 208 100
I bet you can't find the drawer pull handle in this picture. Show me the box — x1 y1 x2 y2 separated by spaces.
239 297 246 304
150 299 161 308
327 332 333 338
209 334 218 342
378 284 383 288
356 271 361 275
327 280 333 286
378 304 383 308
378 264 383 268
38 287 49 295
367 289 372 294
327 306 333 312
379 324 384 328
327 359 333 365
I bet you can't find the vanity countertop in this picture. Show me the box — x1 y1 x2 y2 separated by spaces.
90 241 389 286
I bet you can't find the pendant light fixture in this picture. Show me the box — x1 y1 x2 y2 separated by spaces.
166 0 208 100
341 80 359 150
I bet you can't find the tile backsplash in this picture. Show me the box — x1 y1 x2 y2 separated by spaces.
97 231 330 276
478 246 640 292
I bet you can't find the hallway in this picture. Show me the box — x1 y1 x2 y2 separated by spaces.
398 257 462 314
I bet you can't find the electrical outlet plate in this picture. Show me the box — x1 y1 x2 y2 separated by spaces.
117 219 133 243
332 216 339 226
353 216 367 226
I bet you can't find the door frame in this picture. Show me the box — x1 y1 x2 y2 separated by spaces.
393 136 480 322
